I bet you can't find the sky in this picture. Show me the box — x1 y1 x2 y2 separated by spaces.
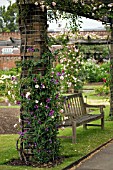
0 0 105 31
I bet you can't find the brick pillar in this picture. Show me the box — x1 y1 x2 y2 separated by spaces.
17 2 48 161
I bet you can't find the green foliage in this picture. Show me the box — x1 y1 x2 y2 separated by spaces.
95 86 110 96
0 2 18 32
79 45 109 61
83 60 110 83
0 68 20 97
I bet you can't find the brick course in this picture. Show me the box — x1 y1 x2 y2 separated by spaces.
0 54 21 70
0 32 20 41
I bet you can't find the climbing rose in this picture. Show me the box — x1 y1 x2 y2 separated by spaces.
26 92 31 98
102 78 106 83
35 84 39 88
52 2 56 6
60 76 64 80
60 109 64 113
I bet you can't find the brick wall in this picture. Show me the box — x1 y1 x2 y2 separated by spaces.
79 31 109 36
0 54 21 70
0 31 109 41
0 32 20 41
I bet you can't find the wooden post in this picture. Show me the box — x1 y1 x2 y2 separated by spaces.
109 23 113 116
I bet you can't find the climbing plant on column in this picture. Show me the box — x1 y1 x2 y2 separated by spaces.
16 54 63 164
16 0 65 165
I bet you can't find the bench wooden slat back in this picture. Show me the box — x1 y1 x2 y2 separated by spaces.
63 93 87 118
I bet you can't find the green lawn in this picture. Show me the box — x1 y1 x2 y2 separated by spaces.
0 106 20 108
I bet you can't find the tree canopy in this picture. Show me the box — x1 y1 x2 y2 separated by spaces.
0 1 18 32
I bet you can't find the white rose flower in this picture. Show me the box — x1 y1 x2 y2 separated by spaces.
42 85 45 88
99 5 102 8
108 3 113 7
26 92 31 98
35 84 39 88
73 76 77 81
60 109 64 113
93 7 97 10
60 59 64 63
35 100 39 103
35 2 38 5
60 76 64 80
8 91 11 95
52 2 56 6
68 82 72 87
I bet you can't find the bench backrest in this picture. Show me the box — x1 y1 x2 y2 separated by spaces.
63 93 87 118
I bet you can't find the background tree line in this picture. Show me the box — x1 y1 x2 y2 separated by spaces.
0 0 18 32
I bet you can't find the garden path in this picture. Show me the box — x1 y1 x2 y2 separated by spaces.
0 108 19 134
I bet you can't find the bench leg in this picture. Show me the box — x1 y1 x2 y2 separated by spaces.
83 124 87 129
72 120 76 143
101 117 104 130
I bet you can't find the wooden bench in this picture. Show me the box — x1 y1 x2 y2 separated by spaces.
60 93 105 143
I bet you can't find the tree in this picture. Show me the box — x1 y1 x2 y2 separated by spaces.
0 1 18 32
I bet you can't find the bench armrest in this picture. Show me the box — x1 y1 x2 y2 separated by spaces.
84 103 105 108
84 103 105 115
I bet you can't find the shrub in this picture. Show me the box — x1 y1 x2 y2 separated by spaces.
83 60 110 83
95 86 110 96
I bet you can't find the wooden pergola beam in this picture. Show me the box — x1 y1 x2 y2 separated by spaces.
17 0 113 22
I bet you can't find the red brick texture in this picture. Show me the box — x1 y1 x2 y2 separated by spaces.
0 54 21 70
